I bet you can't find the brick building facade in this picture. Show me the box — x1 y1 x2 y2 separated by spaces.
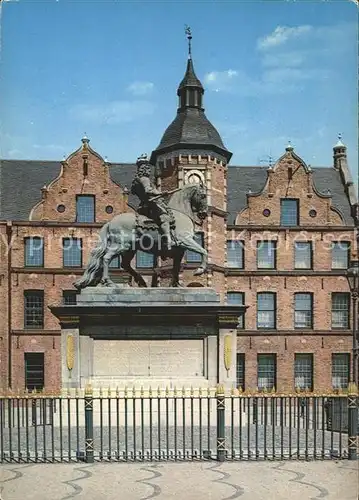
0 52 357 393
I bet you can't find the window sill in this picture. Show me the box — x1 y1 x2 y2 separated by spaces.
13 329 61 335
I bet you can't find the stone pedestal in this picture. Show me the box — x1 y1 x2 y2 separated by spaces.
51 287 246 390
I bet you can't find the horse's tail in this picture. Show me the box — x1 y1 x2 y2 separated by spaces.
73 223 110 290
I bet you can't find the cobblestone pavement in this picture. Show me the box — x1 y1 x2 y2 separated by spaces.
0 460 358 500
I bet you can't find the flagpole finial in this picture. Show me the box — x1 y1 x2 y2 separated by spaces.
185 25 192 59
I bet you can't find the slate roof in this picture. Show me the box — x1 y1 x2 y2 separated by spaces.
154 109 228 156
226 166 355 225
312 167 354 225
226 167 268 225
151 57 231 163
177 58 204 91
0 160 354 225
0 160 61 221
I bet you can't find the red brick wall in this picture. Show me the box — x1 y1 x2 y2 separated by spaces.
11 335 61 391
31 142 128 223
236 149 345 227
0 143 356 392
238 335 352 393
0 223 9 388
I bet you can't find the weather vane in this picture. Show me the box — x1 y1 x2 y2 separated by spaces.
185 25 192 59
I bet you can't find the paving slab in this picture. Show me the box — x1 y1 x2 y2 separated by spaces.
0 460 358 500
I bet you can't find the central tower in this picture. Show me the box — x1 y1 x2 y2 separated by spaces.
150 28 232 292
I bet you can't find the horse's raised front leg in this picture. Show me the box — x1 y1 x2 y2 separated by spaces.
121 250 148 287
171 249 185 287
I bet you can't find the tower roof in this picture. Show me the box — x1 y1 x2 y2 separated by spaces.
177 58 204 92
151 28 231 163
155 108 228 156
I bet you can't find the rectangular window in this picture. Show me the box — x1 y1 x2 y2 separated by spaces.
257 292 276 329
227 292 245 328
185 232 204 263
24 237 44 267
331 242 350 269
294 354 313 391
136 251 155 269
76 195 95 223
332 353 350 389
281 199 299 226
257 241 276 269
24 353 44 391
257 354 276 392
63 238 82 267
24 290 44 329
236 354 245 390
226 240 244 268
331 293 350 329
294 293 313 329
63 290 78 305
109 255 121 268
294 242 312 269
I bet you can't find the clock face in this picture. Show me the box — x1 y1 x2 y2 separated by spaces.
187 173 201 184
184 170 205 185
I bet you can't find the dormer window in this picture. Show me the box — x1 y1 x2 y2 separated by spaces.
76 195 95 223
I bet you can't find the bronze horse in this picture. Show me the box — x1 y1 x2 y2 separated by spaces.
74 183 208 289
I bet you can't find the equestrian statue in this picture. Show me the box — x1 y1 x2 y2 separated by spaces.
74 154 208 289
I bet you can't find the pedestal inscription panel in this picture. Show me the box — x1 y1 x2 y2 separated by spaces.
93 339 203 378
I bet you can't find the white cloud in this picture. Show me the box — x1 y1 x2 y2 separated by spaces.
204 69 238 92
257 25 312 51
127 81 154 96
203 67 317 96
205 22 352 96
262 67 330 84
261 51 305 68
7 149 22 158
69 100 156 124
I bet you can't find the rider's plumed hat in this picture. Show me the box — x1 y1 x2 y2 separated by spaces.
136 153 149 167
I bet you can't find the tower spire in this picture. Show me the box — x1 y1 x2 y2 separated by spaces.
150 29 232 165
185 25 192 60
177 26 204 111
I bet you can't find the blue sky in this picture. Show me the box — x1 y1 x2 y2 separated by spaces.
0 0 357 184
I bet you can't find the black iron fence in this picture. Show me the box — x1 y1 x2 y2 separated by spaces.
0 385 358 463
